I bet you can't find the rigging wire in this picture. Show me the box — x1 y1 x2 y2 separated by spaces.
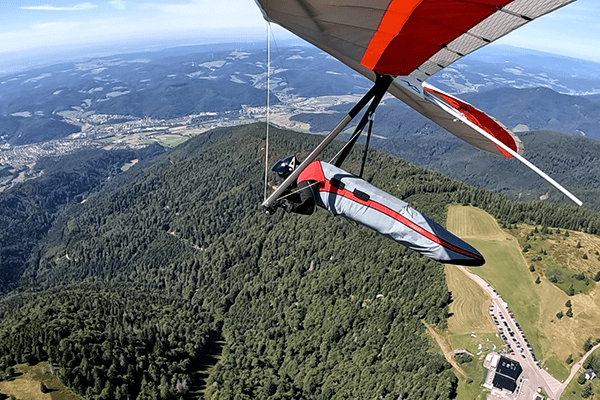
328 123 365 164
263 21 271 201
269 27 290 87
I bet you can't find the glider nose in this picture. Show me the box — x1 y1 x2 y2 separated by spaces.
451 254 485 267
439 242 485 267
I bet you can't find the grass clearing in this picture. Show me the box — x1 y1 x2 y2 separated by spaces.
0 362 81 400
454 359 491 400
447 205 600 382
445 265 497 336
447 205 508 241
425 323 490 400
442 255 502 399
464 237 545 358
511 225 600 296
121 158 139 172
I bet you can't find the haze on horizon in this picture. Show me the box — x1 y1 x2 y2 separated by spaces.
1 0 599 71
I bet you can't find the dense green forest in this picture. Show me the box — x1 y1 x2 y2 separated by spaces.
2 123 600 399
0 282 213 399
0 144 164 292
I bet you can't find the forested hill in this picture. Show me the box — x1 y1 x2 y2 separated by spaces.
2 124 600 400
0 143 165 293
374 129 600 209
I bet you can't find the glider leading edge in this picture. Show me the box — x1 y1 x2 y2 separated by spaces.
257 0 583 264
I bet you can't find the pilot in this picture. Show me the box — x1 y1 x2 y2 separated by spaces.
270 156 318 215
269 156 484 265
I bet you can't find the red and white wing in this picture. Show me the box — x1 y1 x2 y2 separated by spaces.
255 0 575 80
255 0 582 205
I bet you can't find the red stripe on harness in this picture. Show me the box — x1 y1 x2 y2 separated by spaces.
298 160 326 185
321 181 481 261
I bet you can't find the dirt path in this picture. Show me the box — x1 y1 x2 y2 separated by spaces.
555 342 600 399
423 321 467 380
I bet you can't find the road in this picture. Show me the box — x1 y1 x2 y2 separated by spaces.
455 266 562 399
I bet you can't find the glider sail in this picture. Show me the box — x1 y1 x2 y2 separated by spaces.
255 0 575 82
256 0 582 206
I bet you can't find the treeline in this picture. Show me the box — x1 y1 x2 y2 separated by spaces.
2 123 600 399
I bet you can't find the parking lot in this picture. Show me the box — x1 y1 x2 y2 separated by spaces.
488 295 537 365
455 266 562 399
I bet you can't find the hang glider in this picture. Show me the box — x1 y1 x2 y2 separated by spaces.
257 0 582 206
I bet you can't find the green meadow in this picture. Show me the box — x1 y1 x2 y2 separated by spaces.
561 347 600 400
447 206 600 382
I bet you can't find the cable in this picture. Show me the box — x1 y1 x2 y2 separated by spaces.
263 22 271 201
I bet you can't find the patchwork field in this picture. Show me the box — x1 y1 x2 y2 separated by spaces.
447 205 600 382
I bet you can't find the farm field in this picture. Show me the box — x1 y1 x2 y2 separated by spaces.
447 205 600 383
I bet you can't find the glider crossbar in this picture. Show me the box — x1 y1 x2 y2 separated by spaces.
262 76 391 211
427 94 583 206
334 74 393 169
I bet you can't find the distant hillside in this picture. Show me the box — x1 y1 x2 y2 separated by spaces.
0 143 164 292
2 43 600 146
461 87 600 139
429 44 600 96
372 129 600 210
0 115 81 146
0 43 359 145
292 85 600 141
587 93 600 105
289 88 600 210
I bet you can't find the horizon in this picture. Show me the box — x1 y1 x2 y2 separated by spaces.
0 0 599 71
1 38 599 80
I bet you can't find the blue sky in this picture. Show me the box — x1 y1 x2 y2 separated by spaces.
1 0 599 63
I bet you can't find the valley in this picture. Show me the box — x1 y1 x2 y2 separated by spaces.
3 43 600 207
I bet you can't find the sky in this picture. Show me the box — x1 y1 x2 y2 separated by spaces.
0 0 599 64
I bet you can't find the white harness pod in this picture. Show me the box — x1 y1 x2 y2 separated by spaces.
298 161 484 266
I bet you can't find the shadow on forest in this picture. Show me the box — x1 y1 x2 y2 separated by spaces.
4 371 23 381
186 330 225 399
